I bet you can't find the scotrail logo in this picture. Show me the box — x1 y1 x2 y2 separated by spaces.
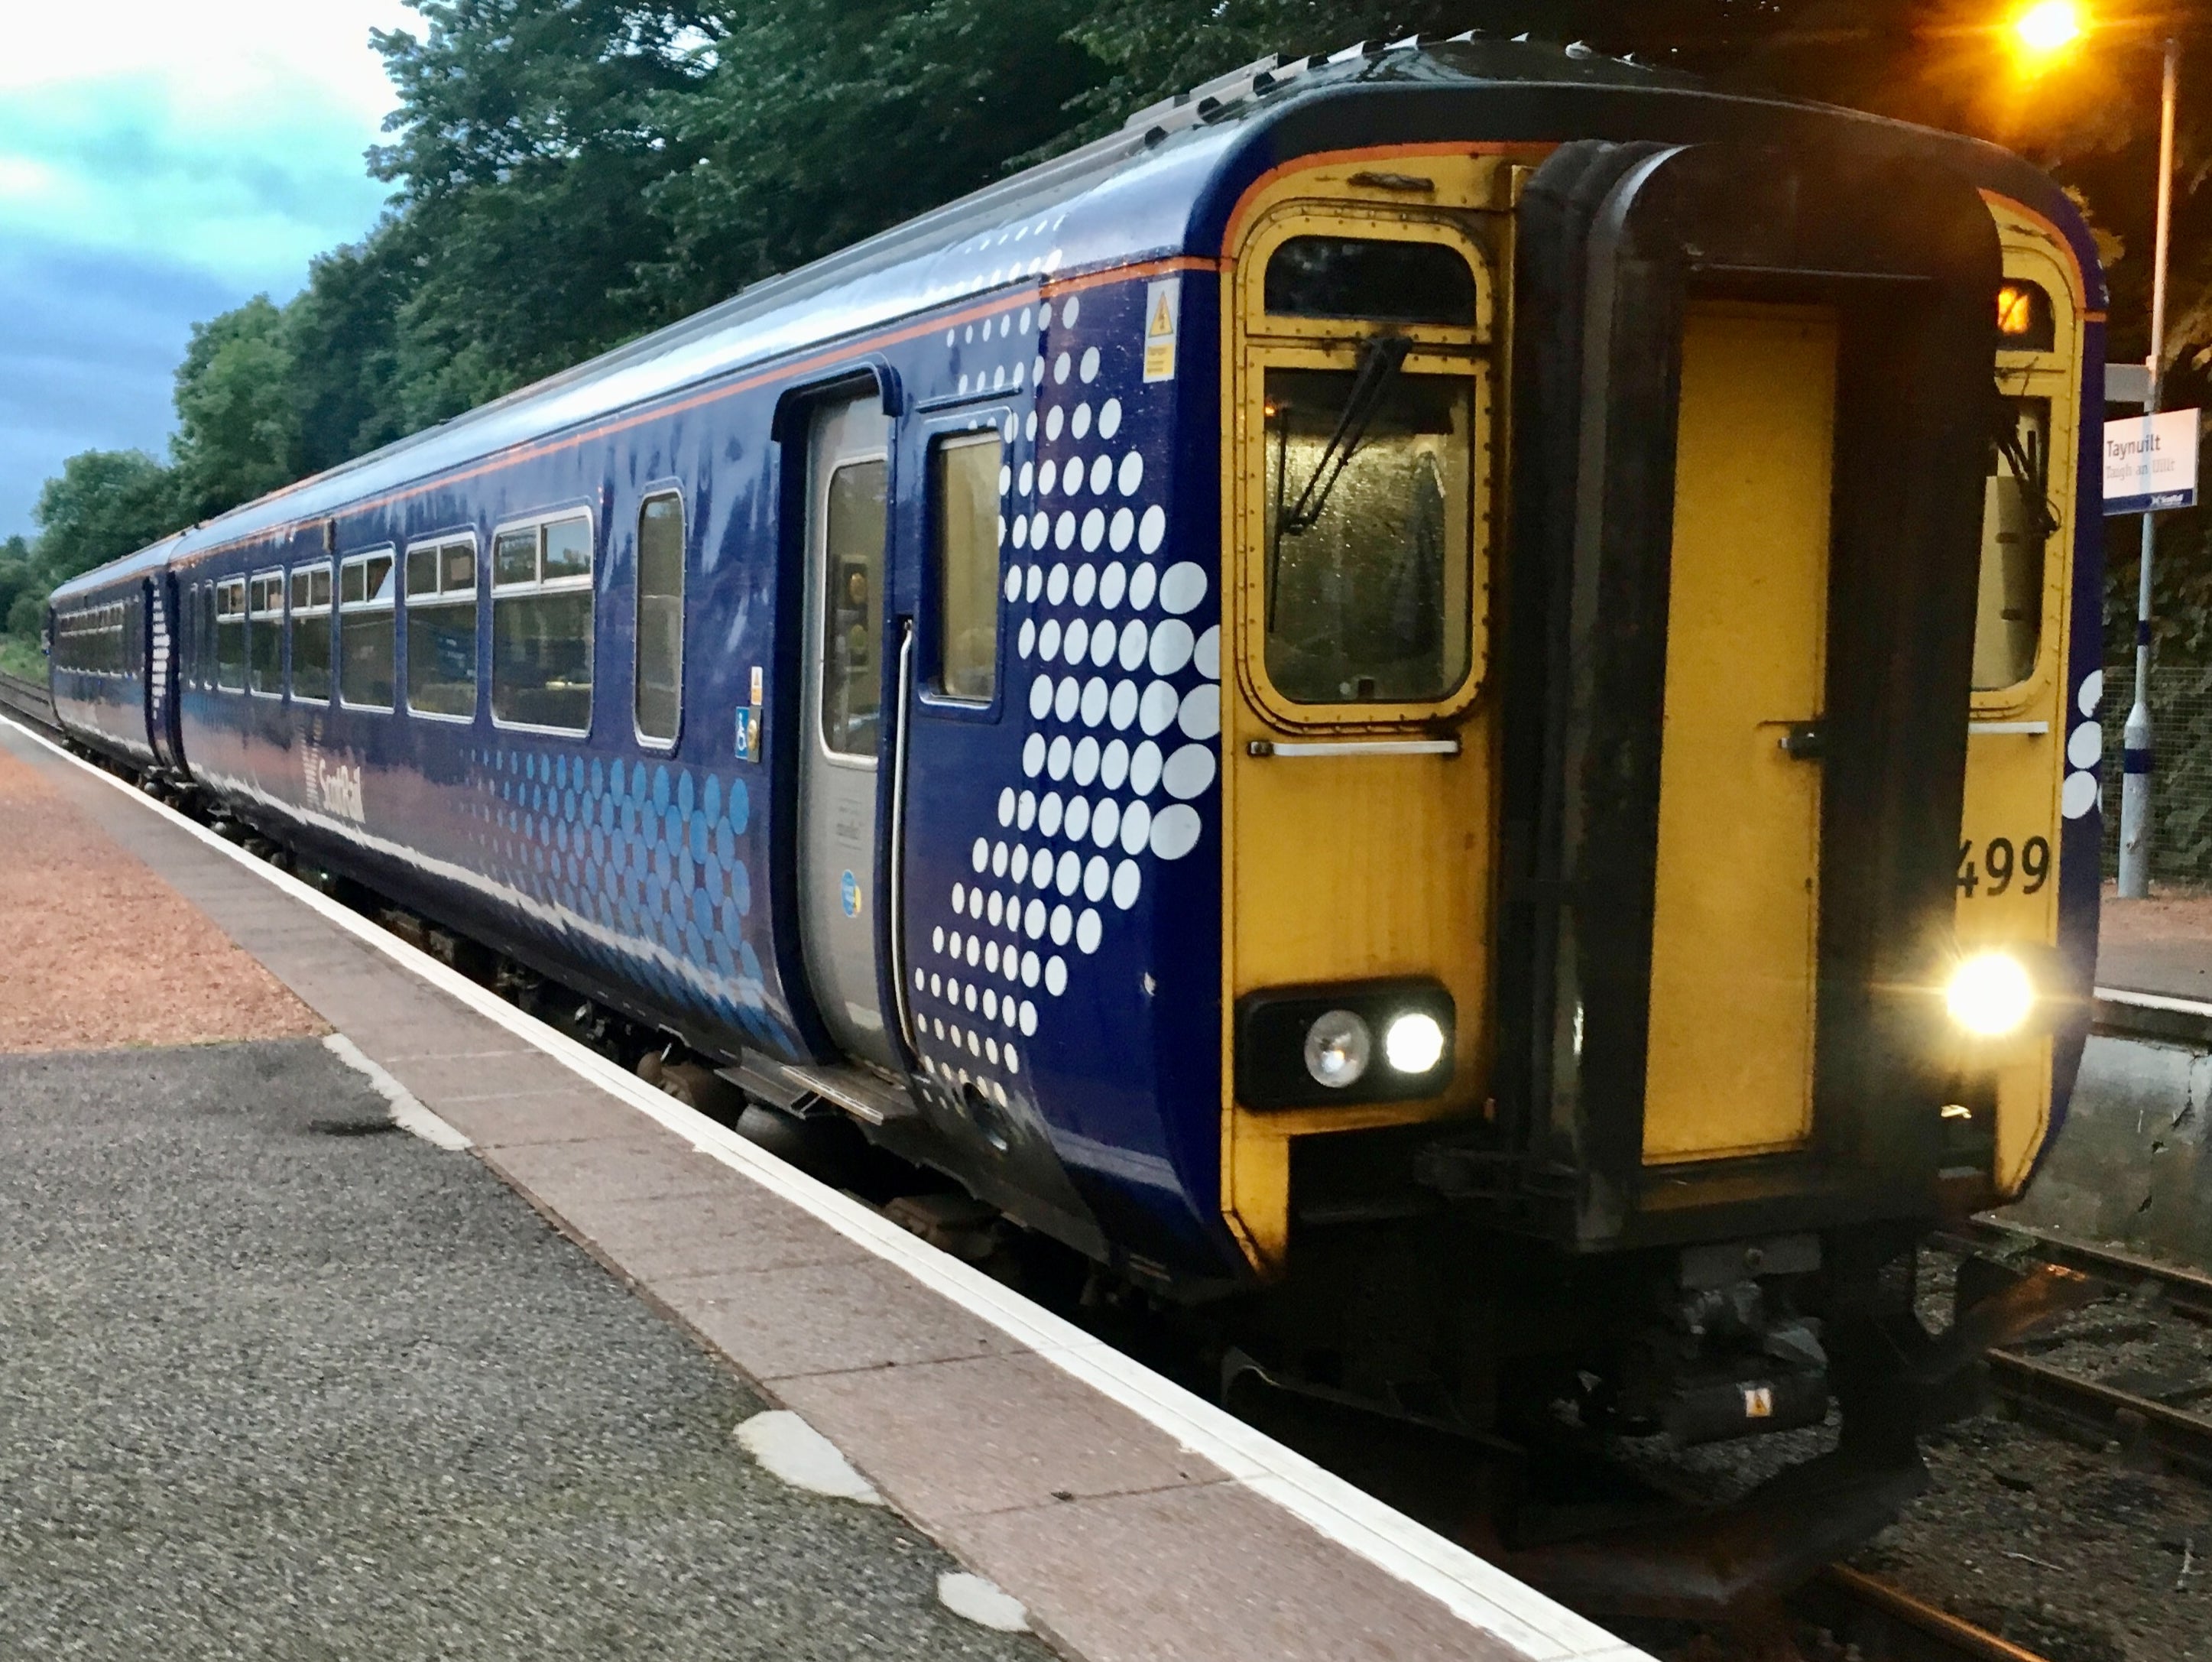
303 747 365 823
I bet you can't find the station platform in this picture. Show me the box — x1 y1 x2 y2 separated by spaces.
0 715 1642 1662
2097 885 2212 1004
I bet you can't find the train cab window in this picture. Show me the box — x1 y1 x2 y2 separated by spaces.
634 493 683 744
1974 398 2052 690
407 537 478 719
290 563 333 702
339 550 397 709
248 570 284 696
214 578 247 691
1263 367 1476 703
819 460 887 755
1265 236 1477 326
932 432 1002 701
491 515 592 732
1996 280 2056 353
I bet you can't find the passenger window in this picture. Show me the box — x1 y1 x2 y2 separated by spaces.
290 564 332 702
492 515 592 732
215 578 247 690
407 538 478 719
1973 398 2051 691
1263 366 1476 703
248 571 284 696
634 492 684 744
339 550 396 709
1265 237 1477 326
932 433 1002 701
819 460 887 756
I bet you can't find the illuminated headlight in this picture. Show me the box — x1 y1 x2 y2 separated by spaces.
1304 1011 1373 1089
1946 951 2036 1038
1237 979 1455 1109
1384 1011 1447 1075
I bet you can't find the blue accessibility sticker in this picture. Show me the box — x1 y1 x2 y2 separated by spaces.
841 870 861 917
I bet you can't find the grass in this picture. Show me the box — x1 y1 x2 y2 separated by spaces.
0 635 44 681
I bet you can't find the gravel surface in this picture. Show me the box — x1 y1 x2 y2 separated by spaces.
1844 1248 2212 1661
0 746 323 1052
0 1038 1047 1662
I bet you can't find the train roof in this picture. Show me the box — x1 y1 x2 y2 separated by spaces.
53 34 2090 604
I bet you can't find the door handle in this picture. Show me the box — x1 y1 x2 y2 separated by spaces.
1776 721 1824 761
887 620 918 1055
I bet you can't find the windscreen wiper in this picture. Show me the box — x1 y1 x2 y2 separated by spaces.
1267 334 1412 628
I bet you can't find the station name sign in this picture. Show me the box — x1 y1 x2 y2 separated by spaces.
2105 407 2200 515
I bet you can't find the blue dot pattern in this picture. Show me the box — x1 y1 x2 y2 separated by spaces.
464 743 782 1047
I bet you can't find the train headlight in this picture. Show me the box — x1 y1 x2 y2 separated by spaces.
1383 1011 1447 1075
1238 980 1454 1108
1304 1011 1373 1089
1946 951 2035 1038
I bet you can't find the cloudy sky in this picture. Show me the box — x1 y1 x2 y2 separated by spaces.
0 2 418 539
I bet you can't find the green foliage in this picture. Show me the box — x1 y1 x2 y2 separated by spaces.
30 450 180 586
170 296 303 521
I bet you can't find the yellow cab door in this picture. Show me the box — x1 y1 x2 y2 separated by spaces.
1639 304 1838 1164
1957 202 2087 1199
1220 157 1511 1271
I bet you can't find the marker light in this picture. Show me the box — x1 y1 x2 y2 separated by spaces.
1946 951 2036 1037
1304 1010 1372 1089
2014 1 2082 56
1383 1011 1447 1075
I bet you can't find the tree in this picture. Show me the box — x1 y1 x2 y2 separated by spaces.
169 296 305 521
30 451 180 586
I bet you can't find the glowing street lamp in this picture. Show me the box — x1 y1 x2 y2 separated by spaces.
2014 2 2084 57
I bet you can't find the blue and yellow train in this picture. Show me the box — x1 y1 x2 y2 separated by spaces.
44 39 2105 1608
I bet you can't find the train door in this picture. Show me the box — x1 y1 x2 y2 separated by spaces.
1637 303 1835 1164
796 394 900 1072
144 572 183 770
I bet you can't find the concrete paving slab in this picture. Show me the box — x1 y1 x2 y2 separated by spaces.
435 1085 666 1147
658 1257 1029 1381
572 1190 874 1281
485 1132 740 1207
777 1351 1228 1519
940 1481 1529 1662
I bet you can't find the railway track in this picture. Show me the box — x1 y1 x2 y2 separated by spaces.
1956 1219 2212 1484
0 668 54 729
1792 1566 2054 1661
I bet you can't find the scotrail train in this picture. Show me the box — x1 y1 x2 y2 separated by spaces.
40 37 2106 1612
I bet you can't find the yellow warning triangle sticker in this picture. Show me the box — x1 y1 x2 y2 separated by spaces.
1148 293 1176 337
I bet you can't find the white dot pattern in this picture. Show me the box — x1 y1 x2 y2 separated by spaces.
911 293 1218 1114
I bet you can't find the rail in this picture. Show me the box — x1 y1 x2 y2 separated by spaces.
1795 1566 2053 1662
0 668 54 731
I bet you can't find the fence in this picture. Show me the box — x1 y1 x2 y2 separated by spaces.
2103 660 2212 887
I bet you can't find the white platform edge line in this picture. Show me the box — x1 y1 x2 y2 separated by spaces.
323 1032 474 1150
0 712 1649 1662
2094 983 2212 1017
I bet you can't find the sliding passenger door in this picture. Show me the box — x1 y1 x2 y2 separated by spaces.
796 394 899 1072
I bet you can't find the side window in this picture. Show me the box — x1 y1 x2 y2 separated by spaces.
634 492 684 744
290 563 333 702
1973 397 2053 693
932 433 1002 701
248 570 284 696
491 515 592 732
339 550 397 709
407 538 478 719
215 578 247 690
819 461 887 755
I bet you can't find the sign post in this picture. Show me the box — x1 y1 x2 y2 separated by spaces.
2118 35 2185 900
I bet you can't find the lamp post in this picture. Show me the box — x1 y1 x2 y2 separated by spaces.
2012 4 2181 897
2119 34 2181 898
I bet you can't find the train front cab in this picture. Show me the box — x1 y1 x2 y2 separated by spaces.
1215 133 2089 1524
